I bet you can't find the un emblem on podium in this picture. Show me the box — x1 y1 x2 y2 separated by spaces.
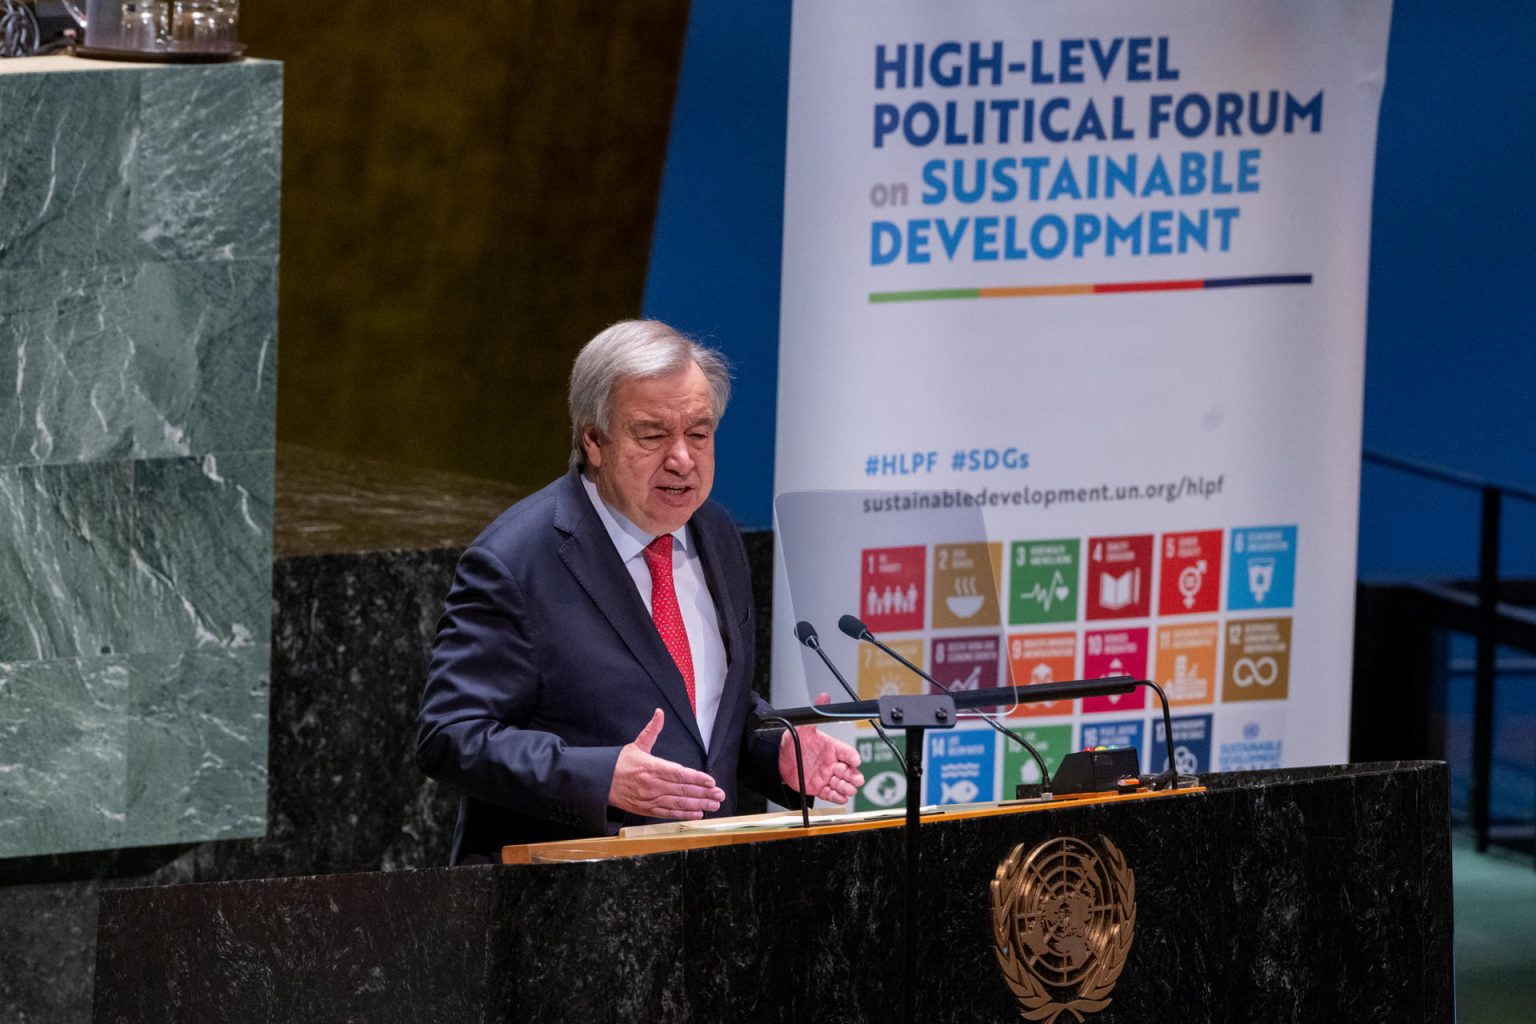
991 835 1136 1022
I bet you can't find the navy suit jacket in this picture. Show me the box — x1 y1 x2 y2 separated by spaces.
417 468 793 863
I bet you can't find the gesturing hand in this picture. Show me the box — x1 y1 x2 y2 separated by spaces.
779 693 865 804
608 709 726 819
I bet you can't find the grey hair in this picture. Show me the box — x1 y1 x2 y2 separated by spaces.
568 320 731 469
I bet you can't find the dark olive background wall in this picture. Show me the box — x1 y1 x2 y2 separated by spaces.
241 1 692 487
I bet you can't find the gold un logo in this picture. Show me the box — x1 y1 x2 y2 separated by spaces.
991 835 1136 1023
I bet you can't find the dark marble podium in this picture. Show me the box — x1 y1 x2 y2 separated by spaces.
94 761 1451 1023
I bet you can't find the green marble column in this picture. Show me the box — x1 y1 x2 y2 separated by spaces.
0 55 281 857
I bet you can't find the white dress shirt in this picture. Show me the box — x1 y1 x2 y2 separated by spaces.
581 474 728 750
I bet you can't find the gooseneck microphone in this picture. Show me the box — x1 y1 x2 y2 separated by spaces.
837 614 1054 797
794 620 903 763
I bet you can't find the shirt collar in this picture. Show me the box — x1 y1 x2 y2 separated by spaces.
579 471 692 563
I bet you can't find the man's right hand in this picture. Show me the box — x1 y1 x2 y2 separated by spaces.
608 709 725 819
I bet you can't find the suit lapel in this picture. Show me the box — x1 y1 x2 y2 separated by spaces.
553 470 706 753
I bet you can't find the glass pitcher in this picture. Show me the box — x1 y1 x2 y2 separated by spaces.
62 1 242 60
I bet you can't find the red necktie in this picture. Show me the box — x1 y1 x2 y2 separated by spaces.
643 535 696 712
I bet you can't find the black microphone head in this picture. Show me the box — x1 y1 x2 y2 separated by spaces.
837 614 871 640
793 621 819 647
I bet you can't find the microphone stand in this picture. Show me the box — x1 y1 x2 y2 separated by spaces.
1141 677 1192 790
755 714 811 831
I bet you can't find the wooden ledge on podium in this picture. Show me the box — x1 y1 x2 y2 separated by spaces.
502 784 1205 863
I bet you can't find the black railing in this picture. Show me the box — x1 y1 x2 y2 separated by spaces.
1362 450 1536 854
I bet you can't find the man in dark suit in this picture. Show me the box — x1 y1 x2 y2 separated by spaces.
418 320 863 863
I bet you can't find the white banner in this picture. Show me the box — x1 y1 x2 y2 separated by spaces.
772 0 1392 809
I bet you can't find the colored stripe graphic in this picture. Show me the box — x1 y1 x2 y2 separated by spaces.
869 273 1312 304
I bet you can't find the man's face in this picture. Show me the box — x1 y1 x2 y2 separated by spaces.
582 361 716 537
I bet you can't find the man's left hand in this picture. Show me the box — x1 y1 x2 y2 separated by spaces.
778 693 865 803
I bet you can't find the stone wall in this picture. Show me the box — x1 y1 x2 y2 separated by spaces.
0 56 281 859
